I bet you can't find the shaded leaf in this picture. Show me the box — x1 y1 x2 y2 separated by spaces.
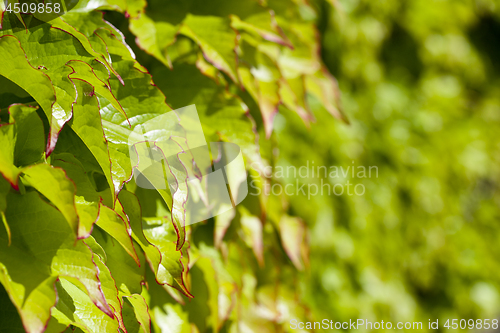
96 205 140 266
0 122 19 188
8 104 45 167
92 227 145 295
123 294 151 333
0 283 24 333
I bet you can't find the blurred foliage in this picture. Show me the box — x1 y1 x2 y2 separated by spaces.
272 0 500 329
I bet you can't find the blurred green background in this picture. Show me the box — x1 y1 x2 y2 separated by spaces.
269 0 500 329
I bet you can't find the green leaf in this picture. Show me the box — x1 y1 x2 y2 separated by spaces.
0 122 19 188
0 34 56 153
280 75 315 124
52 278 119 333
0 77 34 112
186 244 237 333
40 16 124 86
279 215 307 270
91 245 126 331
153 303 191 333
142 217 192 298
0 19 75 154
71 20 192 255
73 0 146 18
237 36 283 137
305 67 347 122
129 13 178 68
181 254 213 332
0 177 9 244
152 63 261 166
70 13 176 199
52 153 102 239
43 314 70 333
0 283 25 333
120 190 193 298
0 2 346 331
180 15 239 84
230 11 290 47
123 294 151 333
8 104 45 167
92 226 146 295
239 207 264 266
22 164 79 235
67 60 128 124
0 13 132 158
96 205 141 266
68 79 115 202
118 191 162 273
0 191 112 333
214 208 236 248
